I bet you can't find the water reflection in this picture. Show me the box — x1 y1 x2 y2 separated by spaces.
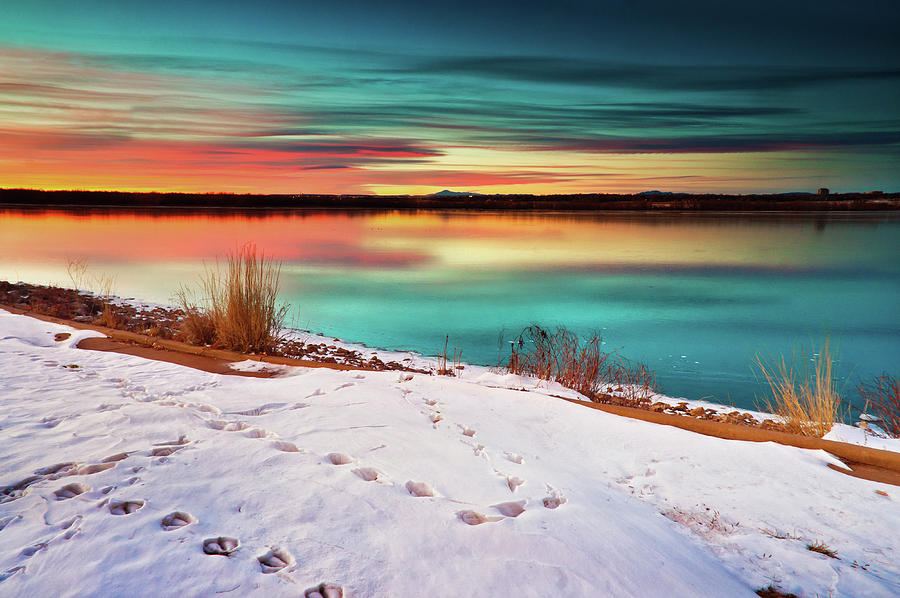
2 208 899 411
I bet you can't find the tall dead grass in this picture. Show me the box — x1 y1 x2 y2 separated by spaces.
755 339 841 437
507 325 657 404
858 374 900 438
177 244 288 354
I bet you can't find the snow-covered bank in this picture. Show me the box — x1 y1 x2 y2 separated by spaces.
1 310 898 597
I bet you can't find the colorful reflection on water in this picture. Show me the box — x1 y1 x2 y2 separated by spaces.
2 208 899 411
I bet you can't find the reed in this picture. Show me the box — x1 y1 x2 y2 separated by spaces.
755 339 841 437
858 374 900 438
179 244 288 353
507 325 657 404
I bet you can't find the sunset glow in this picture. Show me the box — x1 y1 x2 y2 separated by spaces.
2 2 898 194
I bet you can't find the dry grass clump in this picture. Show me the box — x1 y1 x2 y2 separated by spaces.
755 339 841 438
65 258 119 326
177 244 288 354
507 325 657 404
806 540 838 559
858 374 900 438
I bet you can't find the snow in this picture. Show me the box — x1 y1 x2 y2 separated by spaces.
1 309 898 597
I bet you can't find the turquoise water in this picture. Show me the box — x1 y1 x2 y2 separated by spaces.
2 209 898 412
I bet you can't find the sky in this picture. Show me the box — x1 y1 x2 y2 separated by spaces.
1 0 899 195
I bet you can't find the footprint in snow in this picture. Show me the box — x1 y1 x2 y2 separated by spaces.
231 403 287 416
75 463 116 475
19 543 47 559
35 462 77 476
0 566 25 584
245 428 274 439
54 483 91 500
460 426 476 437
203 537 240 556
405 480 435 497
109 500 144 515
504 452 524 465
101 452 130 463
258 547 295 573
151 446 183 457
0 515 22 533
272 441 302 453
457 510 504 525
542 496 567 509
305 583 343 598
207 420 249 432
505 476 525 492
424 398 438 406
154 436 188 446
334 382 355 390
353 467 380 482
161 511 197 531
58 516 81 531
492 501 526 517
1 476 42 504
327 453 355 465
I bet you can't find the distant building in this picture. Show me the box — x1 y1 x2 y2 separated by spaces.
817 188 830 196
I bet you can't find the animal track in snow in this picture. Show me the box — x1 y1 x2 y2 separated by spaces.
353 467 380 482
102 452 130 463
257 547 294 573
272 441 301 453
424 398 438 406
459 426 476 437
457 510 504 525
203 537 240 556
492 501 526 517
245 428 273 439
405 480 435 497
54 483 91 500
334 382 355 390
304 583 344 598
161 511 197 531
327 453 355 465
109 500 144 515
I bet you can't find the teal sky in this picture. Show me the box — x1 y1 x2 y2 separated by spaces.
2 1 899 194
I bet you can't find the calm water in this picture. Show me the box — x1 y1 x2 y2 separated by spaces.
2 208 899 412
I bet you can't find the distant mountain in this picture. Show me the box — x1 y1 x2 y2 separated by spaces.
636 190 675 196
429 189 484 196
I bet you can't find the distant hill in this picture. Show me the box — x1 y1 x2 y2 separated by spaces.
429 189 484 197
636 190 675 196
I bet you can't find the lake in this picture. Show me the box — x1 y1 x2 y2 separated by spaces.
2 208 898 413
